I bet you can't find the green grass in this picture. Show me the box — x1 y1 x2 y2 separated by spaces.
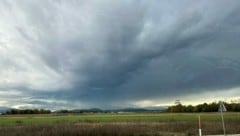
0 113 240 136
0 112 239 125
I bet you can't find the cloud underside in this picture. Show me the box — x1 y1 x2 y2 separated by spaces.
0 0 240 109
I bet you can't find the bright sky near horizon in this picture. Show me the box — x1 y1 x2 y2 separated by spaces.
0 0 240 110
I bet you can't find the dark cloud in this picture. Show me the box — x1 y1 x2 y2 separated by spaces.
0 0 240 109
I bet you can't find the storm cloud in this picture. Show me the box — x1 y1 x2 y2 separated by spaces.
0 0 240 109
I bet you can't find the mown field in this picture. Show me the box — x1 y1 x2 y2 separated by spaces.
0 112 239 136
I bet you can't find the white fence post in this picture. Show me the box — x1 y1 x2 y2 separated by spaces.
199 115 202 136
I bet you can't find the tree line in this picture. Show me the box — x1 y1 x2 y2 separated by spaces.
5 109 51 114
167 100 240 112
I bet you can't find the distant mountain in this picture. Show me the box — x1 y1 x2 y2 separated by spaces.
0 106 10 113
142 106 168 111
110 106 167 112
72 108 103 113
53 108 103 113
53 107 167 114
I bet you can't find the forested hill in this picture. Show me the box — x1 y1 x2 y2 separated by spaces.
167 101 240 112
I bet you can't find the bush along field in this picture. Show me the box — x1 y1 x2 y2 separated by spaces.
0 113 239 136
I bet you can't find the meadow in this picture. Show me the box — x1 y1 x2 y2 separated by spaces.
0 112 239 136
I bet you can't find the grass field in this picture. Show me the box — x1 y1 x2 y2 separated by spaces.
0 112 239 136
0 112 239 125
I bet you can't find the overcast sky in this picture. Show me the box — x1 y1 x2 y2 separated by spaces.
0 0 240 110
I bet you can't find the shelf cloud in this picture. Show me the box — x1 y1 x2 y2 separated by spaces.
0 0 240 109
